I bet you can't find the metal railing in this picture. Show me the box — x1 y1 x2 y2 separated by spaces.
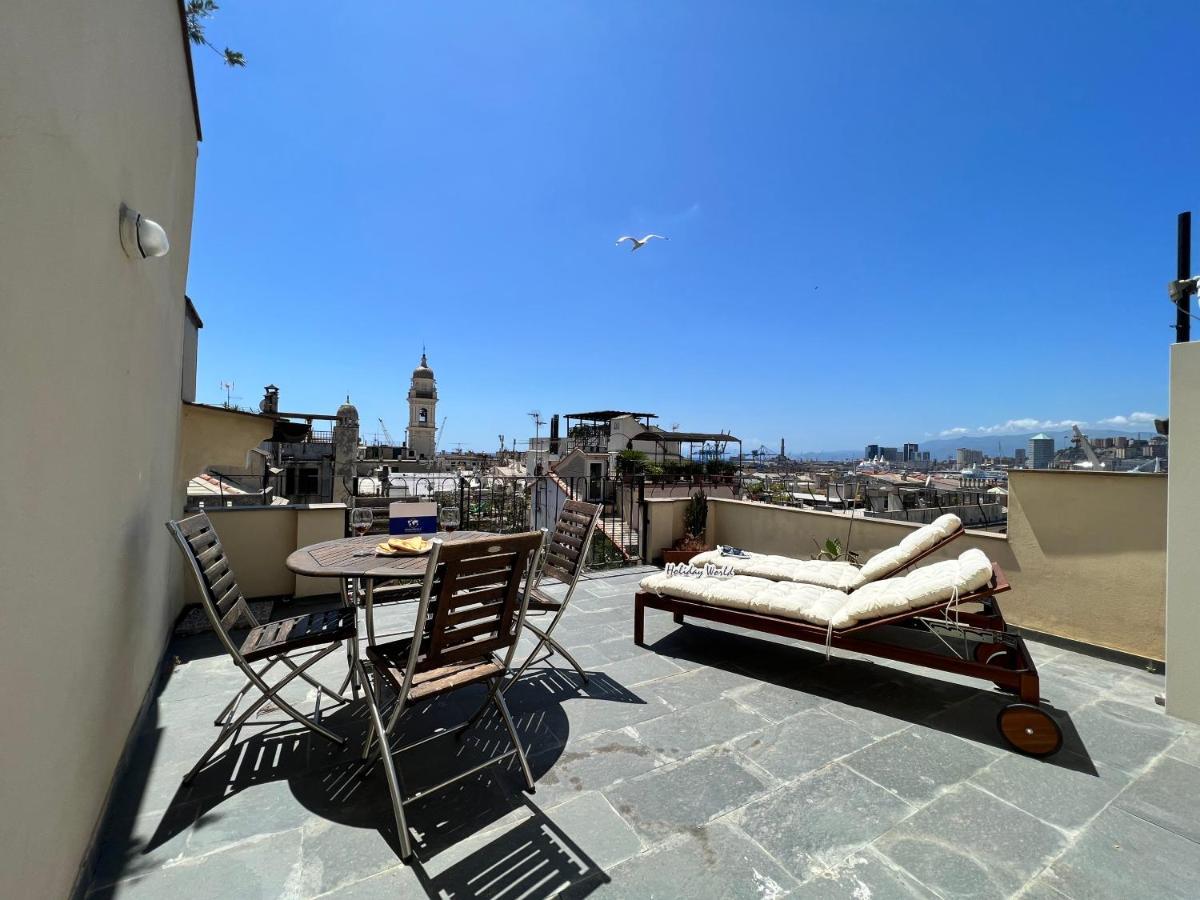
346 474 651 569
186 469 289 511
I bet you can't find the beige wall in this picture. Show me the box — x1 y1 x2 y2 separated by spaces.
179 402 275 501
652 470 1167 660
645 498 691 560
199 505 347 600
0 3 200 897
1004 469 1165 661
1167 341 1200 722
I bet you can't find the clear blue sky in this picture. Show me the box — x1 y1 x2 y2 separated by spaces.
186 1 1200 454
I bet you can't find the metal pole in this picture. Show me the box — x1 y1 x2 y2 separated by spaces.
1177 211 1192 344
637 474 647 563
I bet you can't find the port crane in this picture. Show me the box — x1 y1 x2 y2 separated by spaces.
1070 425 1106 470
426 417 448 469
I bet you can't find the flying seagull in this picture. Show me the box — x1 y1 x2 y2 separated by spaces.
615 234 668 252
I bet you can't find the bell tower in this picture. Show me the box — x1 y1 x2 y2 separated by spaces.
406 351 437 459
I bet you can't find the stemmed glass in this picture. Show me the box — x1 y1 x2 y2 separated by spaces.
439 505 460 533
351 507 374 537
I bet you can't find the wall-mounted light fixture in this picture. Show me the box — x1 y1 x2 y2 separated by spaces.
119 203 170 259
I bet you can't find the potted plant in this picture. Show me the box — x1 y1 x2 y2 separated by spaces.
812 537 861 565
662 489 709 565
616 449 648 482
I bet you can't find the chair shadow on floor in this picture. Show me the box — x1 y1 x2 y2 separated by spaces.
130 669 640 897
644 617 1097 775
410 795 610 899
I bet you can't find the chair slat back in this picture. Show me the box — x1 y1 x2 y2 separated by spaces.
423 532 544 668
542 500 602 585
166 513 255 646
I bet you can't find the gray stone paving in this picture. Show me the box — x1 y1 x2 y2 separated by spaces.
87 567 1200 899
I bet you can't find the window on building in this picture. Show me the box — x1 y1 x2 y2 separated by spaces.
298 467 319 496
419 407 428 424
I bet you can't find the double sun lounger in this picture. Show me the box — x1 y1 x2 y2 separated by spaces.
635 514 1063 757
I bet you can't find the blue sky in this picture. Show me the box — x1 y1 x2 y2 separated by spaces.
186 1 1200 453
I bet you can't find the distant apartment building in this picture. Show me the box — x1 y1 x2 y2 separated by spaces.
1029 433 1055 469
864 443 881 460
903 442 919 461
1014 448 1027 466
957 448 984 468
880 447 900 462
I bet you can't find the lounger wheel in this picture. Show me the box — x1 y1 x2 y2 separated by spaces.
996 703 1063 757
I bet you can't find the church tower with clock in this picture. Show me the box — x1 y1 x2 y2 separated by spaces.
406 351 437 460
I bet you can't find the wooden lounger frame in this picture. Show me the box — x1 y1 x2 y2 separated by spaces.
635 563 1063 756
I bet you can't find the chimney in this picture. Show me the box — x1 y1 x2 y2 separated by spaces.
260 384 280 415
549 414 560 454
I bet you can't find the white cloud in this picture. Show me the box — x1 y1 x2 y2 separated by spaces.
938 418 1085 439
935 411 1160 441
1097 411 1159 428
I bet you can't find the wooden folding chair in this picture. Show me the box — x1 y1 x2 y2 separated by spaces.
506 500 603 689
167 513 357 784
356 530 546 860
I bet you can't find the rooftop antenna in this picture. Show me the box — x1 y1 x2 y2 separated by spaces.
219 380 241 409
528 411 544 474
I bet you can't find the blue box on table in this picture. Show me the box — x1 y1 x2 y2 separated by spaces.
388 501 438 536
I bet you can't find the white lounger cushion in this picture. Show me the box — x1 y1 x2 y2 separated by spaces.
688 513 962 592
640 547 993 631
831 547 993 629
638 573 847 627
856 514 962 583
686 550 866 591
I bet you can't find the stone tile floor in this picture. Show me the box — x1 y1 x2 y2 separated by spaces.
87 567 1200 899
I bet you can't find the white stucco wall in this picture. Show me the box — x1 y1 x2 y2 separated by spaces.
0 2 199 895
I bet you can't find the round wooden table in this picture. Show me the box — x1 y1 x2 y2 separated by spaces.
285 530 494 581
285 530 499 661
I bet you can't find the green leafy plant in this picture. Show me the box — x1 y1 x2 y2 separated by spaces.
185 1 246 67
672 489 709 552
661 458 701 477
813 537 861 564
616 449 648 475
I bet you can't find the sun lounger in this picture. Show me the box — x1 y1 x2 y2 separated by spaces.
687 513 964 591
635 548 1062 757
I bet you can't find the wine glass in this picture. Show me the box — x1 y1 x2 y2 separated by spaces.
351 507 374 537
439 505 460 533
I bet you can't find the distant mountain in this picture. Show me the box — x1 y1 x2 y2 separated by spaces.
784 429 1152 462
787 449 862 461
917 429 1150 460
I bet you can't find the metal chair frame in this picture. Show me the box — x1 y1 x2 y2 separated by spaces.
505 500 603 690
357 531 547 860
167 514 354 784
